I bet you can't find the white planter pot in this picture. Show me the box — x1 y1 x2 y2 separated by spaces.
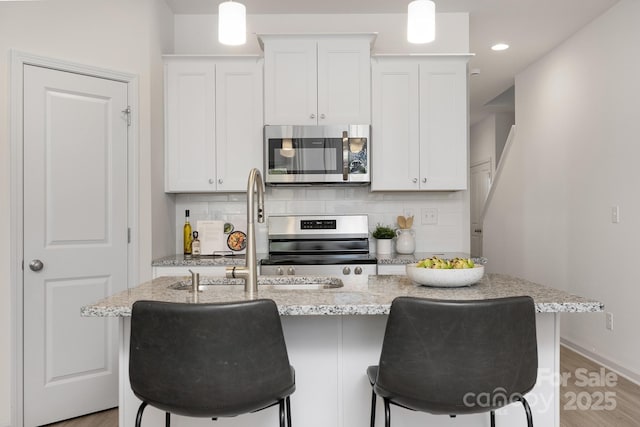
376 239 392 256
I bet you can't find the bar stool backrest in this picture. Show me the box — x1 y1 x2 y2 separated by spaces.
129 299 294 418
375 296 538 415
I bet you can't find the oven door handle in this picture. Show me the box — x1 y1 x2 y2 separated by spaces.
342 131 349 181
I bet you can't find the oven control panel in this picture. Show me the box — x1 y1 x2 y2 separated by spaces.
300 219 337 230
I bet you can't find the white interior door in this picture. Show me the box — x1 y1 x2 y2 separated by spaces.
470 160 492 257
22 64 129 426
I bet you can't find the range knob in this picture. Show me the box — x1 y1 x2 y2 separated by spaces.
354 266 363 275
342 266 351 275
275 267 284 275
287 267 296 275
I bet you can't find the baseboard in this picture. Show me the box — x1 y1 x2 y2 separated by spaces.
561 338 640 386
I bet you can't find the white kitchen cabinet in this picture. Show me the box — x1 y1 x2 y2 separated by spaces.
261 34 374 125
371 55 471 191
164 56 263 192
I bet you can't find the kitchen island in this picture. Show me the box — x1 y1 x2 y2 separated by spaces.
82 274 602 427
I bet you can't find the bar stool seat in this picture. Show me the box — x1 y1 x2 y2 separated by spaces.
368 296 538 427
129 299 295 426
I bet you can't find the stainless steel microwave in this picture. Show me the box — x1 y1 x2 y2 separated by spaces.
264 125 370 185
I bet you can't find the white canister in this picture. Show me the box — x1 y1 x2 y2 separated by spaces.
395 229 415 254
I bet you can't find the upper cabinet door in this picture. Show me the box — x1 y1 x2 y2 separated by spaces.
419 58 468 190
371 56 470 192
317 39 371 125
165 59 216 192
263 35 373 125
215 60 264 191
264 39 318 126
371 59 420 191
164 57 263 193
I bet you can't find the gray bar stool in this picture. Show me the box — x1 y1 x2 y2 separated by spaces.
130 299 295 427
367 296 537 427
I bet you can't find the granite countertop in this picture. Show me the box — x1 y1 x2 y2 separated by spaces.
82 273 603 317
153 252 477 267
152 254 250 267
376 252 474 265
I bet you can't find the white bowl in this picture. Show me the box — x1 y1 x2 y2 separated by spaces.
406 263 485 287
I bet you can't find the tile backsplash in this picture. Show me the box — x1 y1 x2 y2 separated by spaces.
175 187 469 254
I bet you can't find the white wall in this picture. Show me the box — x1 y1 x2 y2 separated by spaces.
494 112 515 165
150 2 177 259
484 0 640 381
470 111 515 172
171 12 471 255
470 114 497 170
0 0 174 424
175 13 469 55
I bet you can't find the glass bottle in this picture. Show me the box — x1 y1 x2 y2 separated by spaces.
191 231 201 257
183 210 192 257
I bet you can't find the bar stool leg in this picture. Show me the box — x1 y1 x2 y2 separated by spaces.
370 390 377 427
134 401 148 427
490 410 495 427
383 398 391 427
165 412 171 427
518 396 534 427
286 395 292 427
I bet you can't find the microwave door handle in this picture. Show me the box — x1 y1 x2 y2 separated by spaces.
342 131 349 181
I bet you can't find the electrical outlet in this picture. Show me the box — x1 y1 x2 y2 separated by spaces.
421 208 438 225
605 312 613 331
611 206 620 224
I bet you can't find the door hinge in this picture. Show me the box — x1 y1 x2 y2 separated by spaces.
122 106 131 126
127 227 131 244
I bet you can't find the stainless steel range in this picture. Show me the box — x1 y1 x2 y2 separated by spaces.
260 215 377 282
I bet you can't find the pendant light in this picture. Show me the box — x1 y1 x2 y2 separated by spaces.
218 1 246 46
407 0 436 44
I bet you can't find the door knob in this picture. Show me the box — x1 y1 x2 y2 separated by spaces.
310 113 316 119
412 178 418 183
29 259 44 272
320 113 326 119
218 178 223 184
422 178 427 183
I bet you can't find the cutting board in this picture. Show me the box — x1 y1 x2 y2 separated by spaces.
196 216 247 255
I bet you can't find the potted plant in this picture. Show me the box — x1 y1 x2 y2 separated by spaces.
372 224 395 256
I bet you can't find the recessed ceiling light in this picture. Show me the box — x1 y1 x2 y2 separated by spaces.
491 43 510 51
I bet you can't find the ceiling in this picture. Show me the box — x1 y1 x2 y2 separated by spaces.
164 0 620 125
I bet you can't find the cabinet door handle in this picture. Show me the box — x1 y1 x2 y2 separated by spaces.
342 131 349 181
412 178 418 183
208 178 214 184
218 178 223 184
320 113 326 119
310 113 316 119
422 178 427 183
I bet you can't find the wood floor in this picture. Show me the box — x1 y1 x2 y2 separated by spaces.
559 345 640 427
42 408 117 427
43 346 639 427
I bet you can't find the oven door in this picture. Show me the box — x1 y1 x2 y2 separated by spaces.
264 125 370 184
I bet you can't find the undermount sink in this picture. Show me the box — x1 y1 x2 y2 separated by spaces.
169 275 344 291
